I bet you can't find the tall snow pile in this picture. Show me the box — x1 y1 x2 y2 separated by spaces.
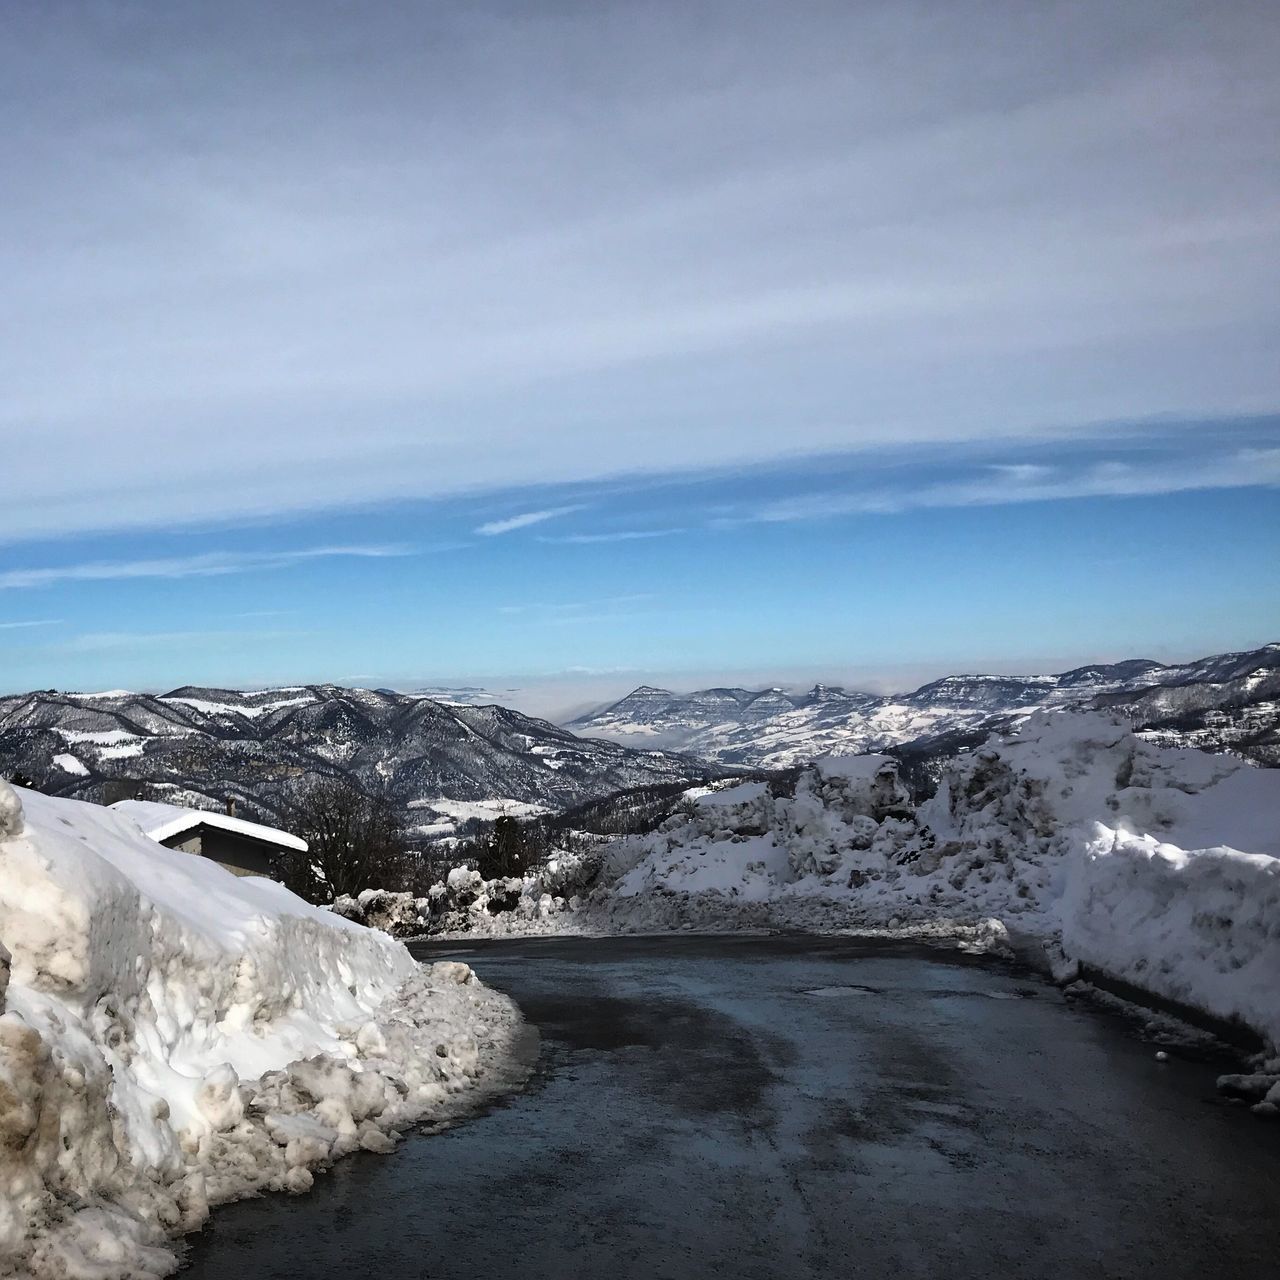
598 714 1280 1050
0 783 523 1280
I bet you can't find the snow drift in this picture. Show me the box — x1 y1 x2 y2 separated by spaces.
0 782 523 1279
1062 832 1280 1049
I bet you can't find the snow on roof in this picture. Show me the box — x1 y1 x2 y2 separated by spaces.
109 799 307 853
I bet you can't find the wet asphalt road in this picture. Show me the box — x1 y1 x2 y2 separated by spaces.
183 935 1280 1280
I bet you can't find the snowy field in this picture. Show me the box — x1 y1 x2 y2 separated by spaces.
0 783 525 1279
423 713 1280 1107
407 796 553 840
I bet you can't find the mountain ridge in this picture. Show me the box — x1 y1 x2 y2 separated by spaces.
568 643 1280 768
0 684 724 839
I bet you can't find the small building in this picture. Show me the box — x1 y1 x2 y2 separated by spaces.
110 799 306 879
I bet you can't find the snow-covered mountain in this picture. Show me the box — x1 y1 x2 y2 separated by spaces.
568 643 1280 768
0 685 722 835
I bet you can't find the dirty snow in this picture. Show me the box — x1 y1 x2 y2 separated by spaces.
0 782 524 1279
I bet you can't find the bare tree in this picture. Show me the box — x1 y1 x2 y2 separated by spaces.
280 779 406 903
476 814 532 881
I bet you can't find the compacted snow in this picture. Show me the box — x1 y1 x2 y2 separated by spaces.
0 782 524 1279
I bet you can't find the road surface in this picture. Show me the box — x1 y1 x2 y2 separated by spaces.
183 934 1280 1279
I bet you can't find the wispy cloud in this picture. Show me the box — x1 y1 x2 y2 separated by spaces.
0 546 413 591
538 528 686 545
475 505 586 536
988 463 1054 484
0 618 62 630
738 447 1280 524
60 629 300 653
498 593 655 620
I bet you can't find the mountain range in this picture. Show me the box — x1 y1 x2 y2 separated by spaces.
3 642 1273 841
567 642 1280 769
0 685 721 839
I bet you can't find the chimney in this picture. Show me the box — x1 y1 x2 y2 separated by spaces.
225 797 237 818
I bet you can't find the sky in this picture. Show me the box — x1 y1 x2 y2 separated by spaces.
1 1 1278 718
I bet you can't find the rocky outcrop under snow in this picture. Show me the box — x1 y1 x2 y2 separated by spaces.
0 783 526 1280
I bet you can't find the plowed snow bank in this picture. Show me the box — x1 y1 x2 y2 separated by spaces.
0 783 523 1279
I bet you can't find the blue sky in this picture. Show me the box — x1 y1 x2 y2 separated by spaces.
2 419 1276 716
1 3 1278 716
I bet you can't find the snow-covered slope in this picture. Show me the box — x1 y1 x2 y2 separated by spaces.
0 684 721 833
568 643 1280 768
0 782 524 1279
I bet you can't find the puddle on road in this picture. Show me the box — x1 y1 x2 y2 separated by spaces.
802 985 880 997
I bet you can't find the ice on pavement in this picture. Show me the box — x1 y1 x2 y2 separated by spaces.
0 782 524 1279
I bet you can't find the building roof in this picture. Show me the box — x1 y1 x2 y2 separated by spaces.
110 799 308 853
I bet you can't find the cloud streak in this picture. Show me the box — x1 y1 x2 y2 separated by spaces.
498 593 656 621
476 506 586 536
0 546 412 591
737 447 1280 525
538 528 686 545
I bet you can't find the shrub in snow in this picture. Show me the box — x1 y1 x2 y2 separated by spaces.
536 849 603 900
331 887 432 935
0 781 523 1279
327 849 604 939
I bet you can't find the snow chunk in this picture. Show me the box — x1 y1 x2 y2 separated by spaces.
0 784 22 840
813 753 896 782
